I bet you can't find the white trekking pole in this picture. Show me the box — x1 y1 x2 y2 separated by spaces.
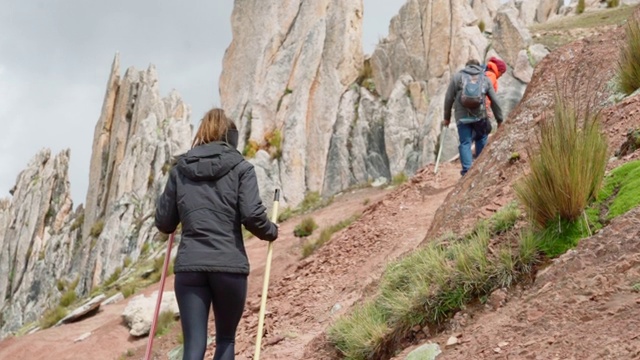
254 189 280 360
434 125 448 174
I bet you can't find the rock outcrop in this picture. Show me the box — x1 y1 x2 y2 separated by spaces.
0 54 192 337
78 54 192 294
220 0 543 205
220 0 364 206
0 149 81 337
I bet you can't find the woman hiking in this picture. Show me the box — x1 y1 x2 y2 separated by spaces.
155 108 278 360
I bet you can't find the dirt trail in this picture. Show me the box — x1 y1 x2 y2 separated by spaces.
0 162 461 360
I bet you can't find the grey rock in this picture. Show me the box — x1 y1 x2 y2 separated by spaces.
513 50 534 83
406 343 442 360
101 292 124 306
57 294 106 326
493 7 532 67
122 291 179 337
528 44 550 66
74 332 92 343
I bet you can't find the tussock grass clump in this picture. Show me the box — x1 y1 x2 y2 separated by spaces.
576 0 586 14
617 15 640 95
59 290 77 308
607 0 620 7
478 19 486 33
392 172 408 186
328 205 530 359
90 219 104 238
514 91 607 229
294 217 318 238
489 201 521 234
40 306 68 329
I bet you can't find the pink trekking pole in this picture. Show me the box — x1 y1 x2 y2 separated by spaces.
144 232 176 360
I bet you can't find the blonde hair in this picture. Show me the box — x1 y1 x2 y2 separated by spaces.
191 108 235 148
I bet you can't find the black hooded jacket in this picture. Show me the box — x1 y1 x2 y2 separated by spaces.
155 141 278 274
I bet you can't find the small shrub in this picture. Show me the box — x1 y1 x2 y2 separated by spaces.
607 0 620 7
141 242 150 256
328 301 389 360
576 0 585 14
123 256 132 268
104 267 122 287
90 219 104 238
514 91 607 228
362 198 370 206
56 279 67 291
161 162 172 175
478 19 486 33
155 310 176 337
147 172 155 188
617 15 640 95
392 172 408 186
177 332 184 344
59 290 77 307
278 207 294 223
40 306 67 329
509 152 521 164
121 283 137 298
243 140 260 158
265 129 283 159
632 283 640 292
70 213 84 232
294 217 318 238
356 58 373 85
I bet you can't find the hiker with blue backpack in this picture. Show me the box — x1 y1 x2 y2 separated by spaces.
443 59 504 176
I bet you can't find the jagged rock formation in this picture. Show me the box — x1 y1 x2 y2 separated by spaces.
0 149 79 337
220 0 364 206
0 54 192 337
78 54 192 294
220 0 550 204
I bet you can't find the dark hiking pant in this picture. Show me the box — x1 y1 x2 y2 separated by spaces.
174 272 248 360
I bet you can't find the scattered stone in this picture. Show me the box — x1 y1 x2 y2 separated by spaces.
498 341 509 347
487 289 508 310
371 177 389 188
494 347 502 353
446 336 460 347
74 332 92 343
406 343 442 360
330 303 343 315
57 294 106 326
265 335 285 346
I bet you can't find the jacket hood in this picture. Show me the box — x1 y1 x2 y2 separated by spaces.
177 142 244 181
462 64 484 76
486 62 501 77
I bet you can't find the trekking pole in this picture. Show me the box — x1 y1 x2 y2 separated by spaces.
254 189 280 360
144 232 176 360
434 125 448 174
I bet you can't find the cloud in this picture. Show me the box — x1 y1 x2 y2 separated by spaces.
0 0 402 205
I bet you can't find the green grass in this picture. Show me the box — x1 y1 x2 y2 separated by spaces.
40 306 68 329
597 160 640 219
392 173 408 186
328 204 528 359
277 191 334 223
529 4 638 50
103 267 122 288
59 290 77 307
302 215 360 257
617 15 640 95
155 310 176 337
90 219 104 238
576 0 586 14
489 202 521 234
294 217 318 238
514 90 608 229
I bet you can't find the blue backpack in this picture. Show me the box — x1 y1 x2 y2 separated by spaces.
460 72 487 110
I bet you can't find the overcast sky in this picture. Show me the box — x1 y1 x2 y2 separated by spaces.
0 0 408 205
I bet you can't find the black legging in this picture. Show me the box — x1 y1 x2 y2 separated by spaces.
174 272 248 360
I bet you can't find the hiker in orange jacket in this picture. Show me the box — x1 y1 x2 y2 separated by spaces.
484 57 507 112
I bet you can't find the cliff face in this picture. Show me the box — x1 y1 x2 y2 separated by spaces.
220 0 364 205
220 0 546 204
0 54 192 337
0 149 80 336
